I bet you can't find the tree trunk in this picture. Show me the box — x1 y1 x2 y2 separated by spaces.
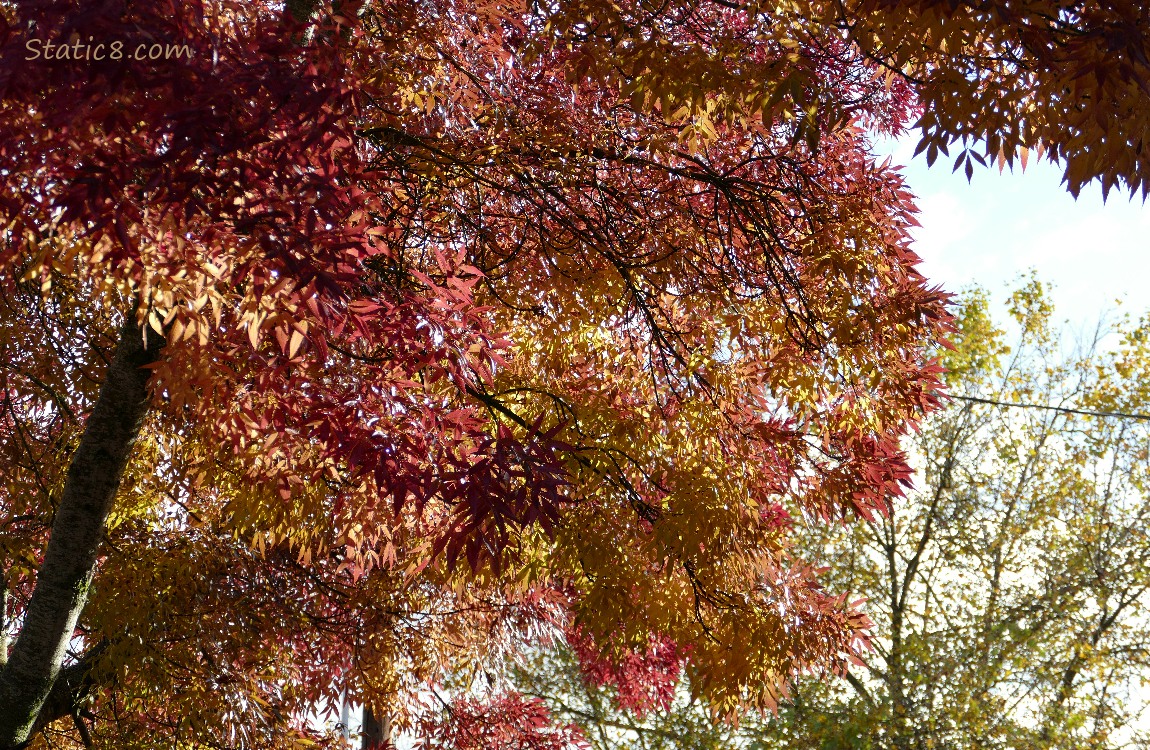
361 707 392 750
0 310 164 748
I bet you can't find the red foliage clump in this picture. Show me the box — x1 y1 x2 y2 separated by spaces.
419 692 590 750
567 626 686 717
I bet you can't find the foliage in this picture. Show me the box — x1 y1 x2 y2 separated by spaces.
824 0 1150 199
0 0 1145 746
518 283 1150 750
416 693 590 750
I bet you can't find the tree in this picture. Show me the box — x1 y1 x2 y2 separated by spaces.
518 282 1150 750
780 282 1150 750
0 0 1143 747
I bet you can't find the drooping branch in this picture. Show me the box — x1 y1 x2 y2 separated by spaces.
0 309 165 748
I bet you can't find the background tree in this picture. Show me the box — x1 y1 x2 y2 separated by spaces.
515 281 1150 750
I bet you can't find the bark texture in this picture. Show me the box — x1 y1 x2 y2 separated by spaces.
362 708 392 750
0 312 164 748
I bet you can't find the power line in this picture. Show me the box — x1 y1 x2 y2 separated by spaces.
949 394 1150 422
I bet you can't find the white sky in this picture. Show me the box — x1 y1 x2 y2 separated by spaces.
872 135 1150 332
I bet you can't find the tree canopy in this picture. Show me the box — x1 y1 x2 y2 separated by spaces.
515 282 1150 750
0 0 1145 747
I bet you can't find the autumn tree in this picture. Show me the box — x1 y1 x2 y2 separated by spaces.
515 283 1150 750
0 0 1145 747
